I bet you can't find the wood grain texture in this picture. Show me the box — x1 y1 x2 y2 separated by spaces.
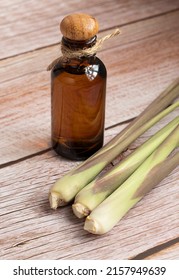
0 115 178 260
1 11 179 165
0 0 179 59
0 0 179 261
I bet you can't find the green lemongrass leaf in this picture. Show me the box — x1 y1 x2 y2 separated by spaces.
72 116 179 218
84 126 179 234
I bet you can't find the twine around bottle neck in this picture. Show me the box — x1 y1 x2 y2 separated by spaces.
47 28 121 71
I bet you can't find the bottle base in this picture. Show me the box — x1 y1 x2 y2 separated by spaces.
52 139 103 161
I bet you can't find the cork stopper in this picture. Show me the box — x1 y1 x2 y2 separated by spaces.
60 13 99 41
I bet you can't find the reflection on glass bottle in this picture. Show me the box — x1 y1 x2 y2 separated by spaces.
85 64 99 81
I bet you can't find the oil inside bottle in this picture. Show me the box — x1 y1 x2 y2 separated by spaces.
51 55 106 160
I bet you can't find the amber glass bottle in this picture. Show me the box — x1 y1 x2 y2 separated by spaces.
51 14 107 160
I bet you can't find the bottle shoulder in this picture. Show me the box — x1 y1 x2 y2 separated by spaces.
95 56 107 73
52 56 107 80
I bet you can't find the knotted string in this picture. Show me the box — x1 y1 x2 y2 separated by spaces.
47 28 121 71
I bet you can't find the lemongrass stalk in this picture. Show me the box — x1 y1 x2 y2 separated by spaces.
84 126 179 234
72 116 179 218
49 79 179 209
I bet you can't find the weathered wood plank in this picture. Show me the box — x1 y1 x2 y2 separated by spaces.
0 114 178 260
0 0 179 59
1 12 179 165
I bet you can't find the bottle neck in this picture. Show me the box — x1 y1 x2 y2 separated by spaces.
62 36 97 52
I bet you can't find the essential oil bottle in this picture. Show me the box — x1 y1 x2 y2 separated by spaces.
51 13 107 160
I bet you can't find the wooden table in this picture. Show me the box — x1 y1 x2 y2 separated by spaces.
0 0 179 260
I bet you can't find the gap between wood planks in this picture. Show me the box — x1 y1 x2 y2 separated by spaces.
130 237 179 260
0 117 135 169
0 7 178 62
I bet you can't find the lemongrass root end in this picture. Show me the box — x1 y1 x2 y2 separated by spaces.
72 203 90 218
49 191 67 209
84 216 102 234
